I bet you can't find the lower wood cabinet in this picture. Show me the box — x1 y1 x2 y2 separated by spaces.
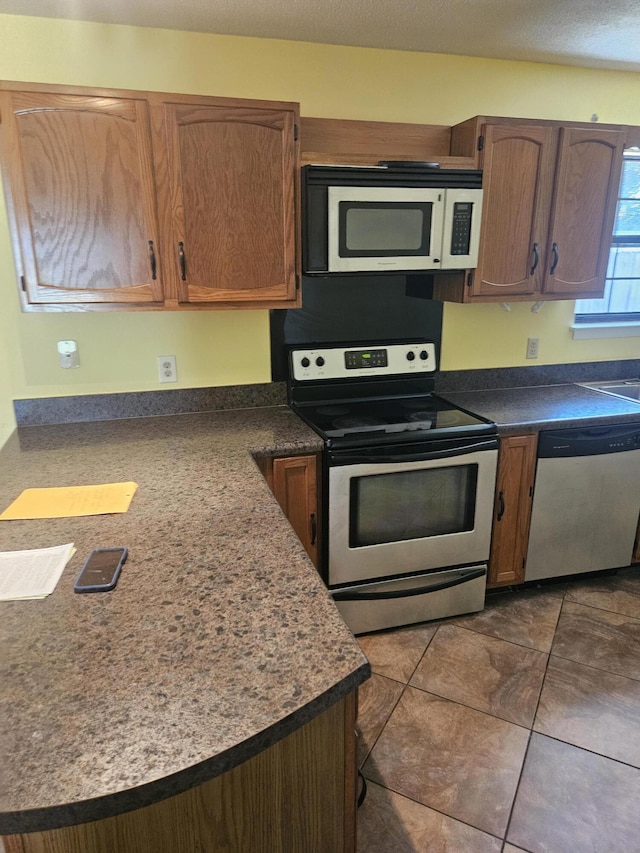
488 433 538 587
3 693 357 853
256 453 320 567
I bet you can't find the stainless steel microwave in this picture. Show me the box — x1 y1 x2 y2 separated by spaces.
302 164 483 274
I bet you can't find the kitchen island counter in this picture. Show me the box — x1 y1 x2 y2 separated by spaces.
0 408 369 838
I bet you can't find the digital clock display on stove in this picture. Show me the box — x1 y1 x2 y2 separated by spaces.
344 348 388 369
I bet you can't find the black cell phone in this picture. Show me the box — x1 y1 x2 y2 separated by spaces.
73 547 128 593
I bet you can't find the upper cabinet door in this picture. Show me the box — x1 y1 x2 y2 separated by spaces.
543 127 625 297
159 102 298 305
470 124 556 299
1 92 163 306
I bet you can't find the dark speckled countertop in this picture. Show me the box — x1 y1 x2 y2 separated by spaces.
441 383 640 434
2 379 639 836
0 408 369 835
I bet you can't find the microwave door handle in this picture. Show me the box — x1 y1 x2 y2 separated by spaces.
332 567 486 601
332 438 498 466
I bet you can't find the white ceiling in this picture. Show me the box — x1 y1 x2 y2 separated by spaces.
2 0 640 72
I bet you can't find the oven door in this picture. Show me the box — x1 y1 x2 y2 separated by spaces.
327 186 444 272
327 437 498 587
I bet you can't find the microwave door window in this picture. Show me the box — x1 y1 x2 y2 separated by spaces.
339 203 432 257
349 465 478 548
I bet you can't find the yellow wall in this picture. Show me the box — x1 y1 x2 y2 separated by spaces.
1 13 640 447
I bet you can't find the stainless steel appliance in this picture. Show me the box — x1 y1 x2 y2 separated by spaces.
302 165 483 274
288 339 498 634
525 424 640 581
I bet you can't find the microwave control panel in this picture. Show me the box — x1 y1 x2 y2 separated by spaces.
449 202 473 256
291 342 436 381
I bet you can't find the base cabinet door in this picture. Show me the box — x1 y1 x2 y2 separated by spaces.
256 453 320 568
488 433 538 587
272 454 319 567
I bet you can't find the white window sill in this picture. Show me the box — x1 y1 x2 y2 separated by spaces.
571 321 640 340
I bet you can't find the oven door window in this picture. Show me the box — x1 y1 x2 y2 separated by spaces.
349 464 478 547
339 202 432 257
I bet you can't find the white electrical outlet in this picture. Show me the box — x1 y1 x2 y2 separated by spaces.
157 355 177 383
57 340 80 369
526 337 539 359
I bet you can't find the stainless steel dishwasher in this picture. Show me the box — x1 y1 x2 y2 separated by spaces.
525 423 640 582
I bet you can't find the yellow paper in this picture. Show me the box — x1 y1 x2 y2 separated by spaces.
0 482 138 520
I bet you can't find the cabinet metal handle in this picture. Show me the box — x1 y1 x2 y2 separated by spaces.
550 242 559 275
497 490 505 521
310 512 317 546
178 242 186 281
530 242 539 275
148 240 157 280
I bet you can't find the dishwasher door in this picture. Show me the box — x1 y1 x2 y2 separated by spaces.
525 425 640 582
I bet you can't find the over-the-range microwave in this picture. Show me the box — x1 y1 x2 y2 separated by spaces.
302 163 483 274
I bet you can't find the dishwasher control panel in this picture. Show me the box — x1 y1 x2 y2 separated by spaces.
538 424 640 457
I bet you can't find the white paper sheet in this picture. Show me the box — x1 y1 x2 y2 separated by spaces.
0 543 75 600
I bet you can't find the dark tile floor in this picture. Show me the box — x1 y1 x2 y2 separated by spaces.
355 566 640 853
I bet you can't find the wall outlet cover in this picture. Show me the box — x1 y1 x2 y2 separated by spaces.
526 337 539 359
157 355 177 383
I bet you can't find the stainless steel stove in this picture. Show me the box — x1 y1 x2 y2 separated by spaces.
288 339 499 635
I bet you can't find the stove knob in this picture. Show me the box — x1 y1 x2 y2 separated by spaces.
420 350 429 360
406 351 416 361
300 357 310 368
315 356 325 367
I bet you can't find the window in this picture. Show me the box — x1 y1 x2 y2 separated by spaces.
575 151 640 324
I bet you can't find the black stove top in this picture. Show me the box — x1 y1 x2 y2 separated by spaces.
293 394 496 448
287 340 496 449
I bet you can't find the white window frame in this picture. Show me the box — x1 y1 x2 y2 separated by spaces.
572 146 640 340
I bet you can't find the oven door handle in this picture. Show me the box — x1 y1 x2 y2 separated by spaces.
332 567 486 601
331 438 498 466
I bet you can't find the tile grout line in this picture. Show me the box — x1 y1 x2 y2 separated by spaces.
358 773 506 847
357 625 441 769
501 593 567 848
547 649 640 684
357 572 640 850
528 730 640 774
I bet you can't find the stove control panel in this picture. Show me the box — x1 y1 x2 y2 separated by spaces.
291 342 436 381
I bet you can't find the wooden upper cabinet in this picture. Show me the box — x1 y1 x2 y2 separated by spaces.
439 116 628 304
0 83 301 311
543 127 624 297
0 91 163 306
470 124 556 299
158 101 298 306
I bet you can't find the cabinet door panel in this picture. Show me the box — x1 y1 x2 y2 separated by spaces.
544 127 624 296
488 434 538 587
471 125 555 298
161 104 297 304
2 92 163 305
272 455 319 567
